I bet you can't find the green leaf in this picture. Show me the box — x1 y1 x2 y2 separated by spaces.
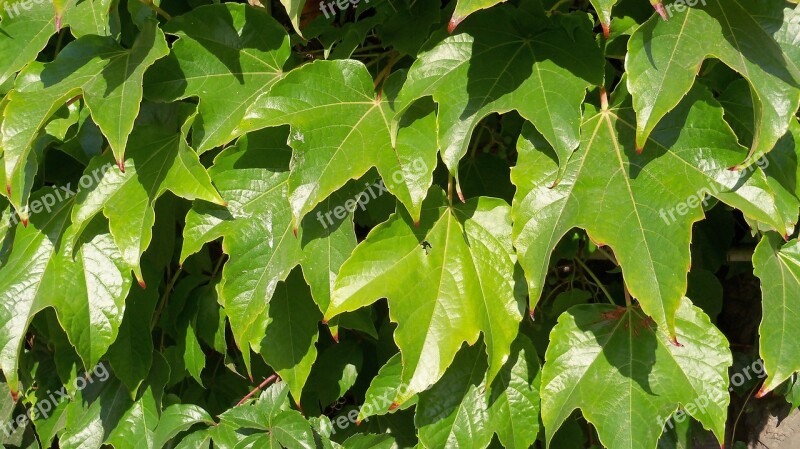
241 59 438 224
181 128 353 375
258 270 321 403
1 20 169 216
396 4 602 185
325 191 525 402
0 191 132 393
152 403 214 449
626 0 800 162
145 3 291 153
279 0 307 36
106 388 159 449
183 324 205 385
218 383 315 449
62 0 117 38
449 0 506 31
70 123 224 284
358 354 416 422
512 83 795 339
415 336 541 449
753 232 800 397
588 0 619 36
60 372 134 449
106 282 157 396
541 298 731 449
0 0 76 84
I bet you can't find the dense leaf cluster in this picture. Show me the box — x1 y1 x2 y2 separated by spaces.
0 0 799 448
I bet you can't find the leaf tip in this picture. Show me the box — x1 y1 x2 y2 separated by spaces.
356 418 362 426
635 145 644 155
135 273 147 289
116 159 125 173
669 335 683 347
448 15 465 34
602 22 610 39
755 385 770 398
10 389 18 402
292 227 298 238
5 184 10 196
388 402 400 411
331 331 339 343
653 1 668 20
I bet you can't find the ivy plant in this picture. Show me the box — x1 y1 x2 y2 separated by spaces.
0 0 799 448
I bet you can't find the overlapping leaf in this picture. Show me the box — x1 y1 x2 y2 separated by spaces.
449 0 506 31
512 83 795 338
415 336 541 449
325 190 525 402
180 128 354 399
753 233 800 397
0 191 132 394
627 0 800 162
0 0 69 85
241 59 438 224
145 3 291 153
1 20 169 217
70 122 224 284
541 298 731 449
395 3 603 185
216 383 315 449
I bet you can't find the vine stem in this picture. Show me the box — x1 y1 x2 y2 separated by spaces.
237 374 280 406
374 52 402 94
150 266 183 330
139 0 171 20
574 257 615 304
730 384 759 444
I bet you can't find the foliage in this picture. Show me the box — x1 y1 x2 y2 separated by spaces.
0 0 798 448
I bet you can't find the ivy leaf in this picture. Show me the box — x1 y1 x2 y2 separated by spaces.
106 282 157 396
241 59 438 224
59 371 135 449
152 404 214 449
395 4 602 187
325 191 525 402
279 0 307 36
753 233 800 397
449 0 506 32
541 298 731 449
0 0 66 85
63 0 117 38
106 388 159 449
258 270 322 403
358 354 416 423
70 123 224 285
0 192 132 394
512 82 795 339
217 383 315 449
415 335 541 449
1 20 169 217
626 0 800 162
145 3 291 153
588 0 619 37
180 128 353 383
